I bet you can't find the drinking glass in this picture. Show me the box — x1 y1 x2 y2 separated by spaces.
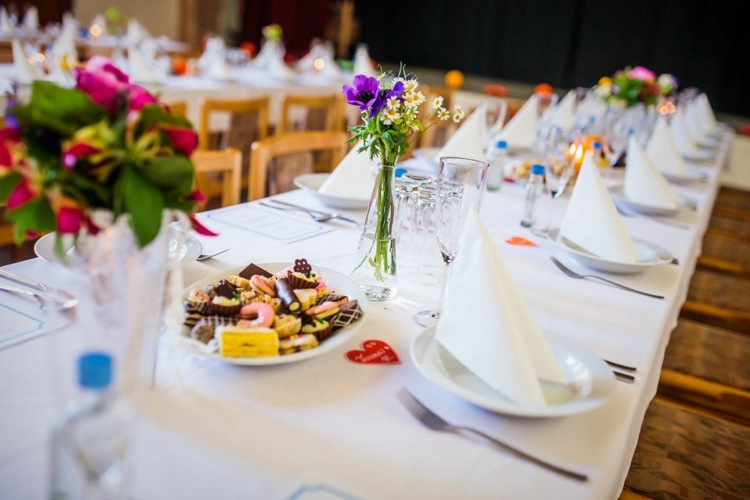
414 157 489 327
541 126 575 234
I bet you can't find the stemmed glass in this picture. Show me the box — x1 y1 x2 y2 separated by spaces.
540 126 575 235
414 157 489 327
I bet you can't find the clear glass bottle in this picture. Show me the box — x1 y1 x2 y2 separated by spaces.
485 139 507 191
50 352 132 500
520 164 548 229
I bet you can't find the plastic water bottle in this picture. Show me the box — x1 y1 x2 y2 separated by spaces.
485 140 507 191
50 352 131 500
520 164 549 229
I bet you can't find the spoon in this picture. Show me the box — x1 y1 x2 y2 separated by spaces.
196 248 229 261
0 283 78 310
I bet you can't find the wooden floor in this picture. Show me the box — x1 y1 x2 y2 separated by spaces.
621 186 750 499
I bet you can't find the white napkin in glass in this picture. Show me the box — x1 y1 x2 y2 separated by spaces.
317 142 374 200
646 114 689 177
436 103 487 161
12 39 42 84
625 135 680 209
353 43 376 76
127 44 159 83
669 108 701 158
548 89 576 131
560 153 639 263
497 94 539 151
434 210 569 407
23 6 38 32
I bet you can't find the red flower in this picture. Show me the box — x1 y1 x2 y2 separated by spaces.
75 56 130 113
62 141 100 169
0 127 21 168
189 214 218 236
6 180 35 209
57 205 86 234
164 127 199 156
187 189 206 202
128 84 158 112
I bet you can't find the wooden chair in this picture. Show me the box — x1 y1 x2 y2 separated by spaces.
198 97 270 201
249 131 349 201
278 93 344 133
192 148 242 209
166 101 188 118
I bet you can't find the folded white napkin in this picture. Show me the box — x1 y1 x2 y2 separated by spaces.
0 7 14 36
697 93 719 134
574 92 608 132
646 114 689 177
435 103 487 161
254 39 284 70
668 108 701 158
127 44 159 83
50 13 79 67
560 153 639 263
196 37 232 81
353 43 376 76
317 142 374 200
548 90 576 131
434 210 569 407
126 18 149 46
23 6 38 32
90 14 108 36
268 55 296 81
625 135 680 209
685 99 710 144
11 39 42 84
497 95 538 151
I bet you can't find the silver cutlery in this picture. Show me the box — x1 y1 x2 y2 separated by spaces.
196 248 229 261
0 269 78 307
549 256 664 300
396 389 588 482
605 359 637 372
263 199 360 225
0 283 78 310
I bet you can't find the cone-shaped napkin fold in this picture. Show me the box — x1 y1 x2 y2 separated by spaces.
90 14 108 36
23 6 38 32
434 210 569 407
697 94 718 134
669 108 701 159
317 142 374 200
685 99 709 145
0 7 13 36
127 45 159 83
646 115 689 177
12 39 42 84
353 44 376 76
560 154 639 263
496 95 539 151
624 136 680 209
436 103 487 161
548 90 576 131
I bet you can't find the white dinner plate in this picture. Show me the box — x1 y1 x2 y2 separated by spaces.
412 147 441 164
609 185 692 216
661 168 709 185
547 228 675 274
411 326 615 418
293 173 370 210
682 147 716 163
34 226 203 268
166 262 368 366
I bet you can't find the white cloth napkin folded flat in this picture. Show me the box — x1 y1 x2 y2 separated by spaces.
434 210 569 407
353 43 376 76
548 90 576 131
12 39 42 84
560 154 639 263
496 94 538 151
668 108 701 159
127 44 160 83
646 114 689 177
625 135 681 209
435 103 487 162
317 142 374 200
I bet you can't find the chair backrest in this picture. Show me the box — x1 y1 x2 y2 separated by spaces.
279 93 344 133
249 131 349 201
166 101 188 118
198 97 270 150
192 148 243 209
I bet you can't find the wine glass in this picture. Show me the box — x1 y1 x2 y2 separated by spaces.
540 126 575 234
414 157 489 327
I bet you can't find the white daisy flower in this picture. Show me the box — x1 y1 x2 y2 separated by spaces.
412 91 426 106
403 79 418 93
386 96 400 110
452 105 465 123
402 92 421 109
381 108 400 125
437 107 450 121
432 96 444 109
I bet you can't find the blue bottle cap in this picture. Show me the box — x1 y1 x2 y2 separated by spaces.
495 140 508 149
531 164 545 176
78 352 112 390
592 141 602 149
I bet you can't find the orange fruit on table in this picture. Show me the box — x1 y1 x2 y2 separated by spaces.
172 57 187 75
445 70 464 89
534 83 554 94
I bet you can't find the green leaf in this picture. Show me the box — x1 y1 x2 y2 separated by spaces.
0 172 22 202
138 104 193 133
5 198 56 243
136 156 195 198
15 81 107 136
119 165 165 247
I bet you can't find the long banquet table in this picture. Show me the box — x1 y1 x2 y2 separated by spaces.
0 130 731 499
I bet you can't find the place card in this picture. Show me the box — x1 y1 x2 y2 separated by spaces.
0 297 70 350
205 205 334 243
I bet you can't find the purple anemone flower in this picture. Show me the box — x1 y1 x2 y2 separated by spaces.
343 75 381 115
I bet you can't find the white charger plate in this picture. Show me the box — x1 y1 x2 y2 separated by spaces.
293 173 370 210
609 185 693 216
411 326 615 418
34 227 203 268
166 262 368 366
547 228 674 274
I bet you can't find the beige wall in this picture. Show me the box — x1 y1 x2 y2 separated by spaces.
73 0 182 42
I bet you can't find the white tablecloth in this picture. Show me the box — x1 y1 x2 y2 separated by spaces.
0 131 731 499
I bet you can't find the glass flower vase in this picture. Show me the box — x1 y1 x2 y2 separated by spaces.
351 163 398 301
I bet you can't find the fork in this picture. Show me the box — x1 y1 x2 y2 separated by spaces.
396 389 588 482
549 256 664 300
264 199 360 225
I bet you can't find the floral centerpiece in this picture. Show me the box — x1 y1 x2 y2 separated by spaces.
342 67 462 300
0 55 212 254
595 65 678 108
